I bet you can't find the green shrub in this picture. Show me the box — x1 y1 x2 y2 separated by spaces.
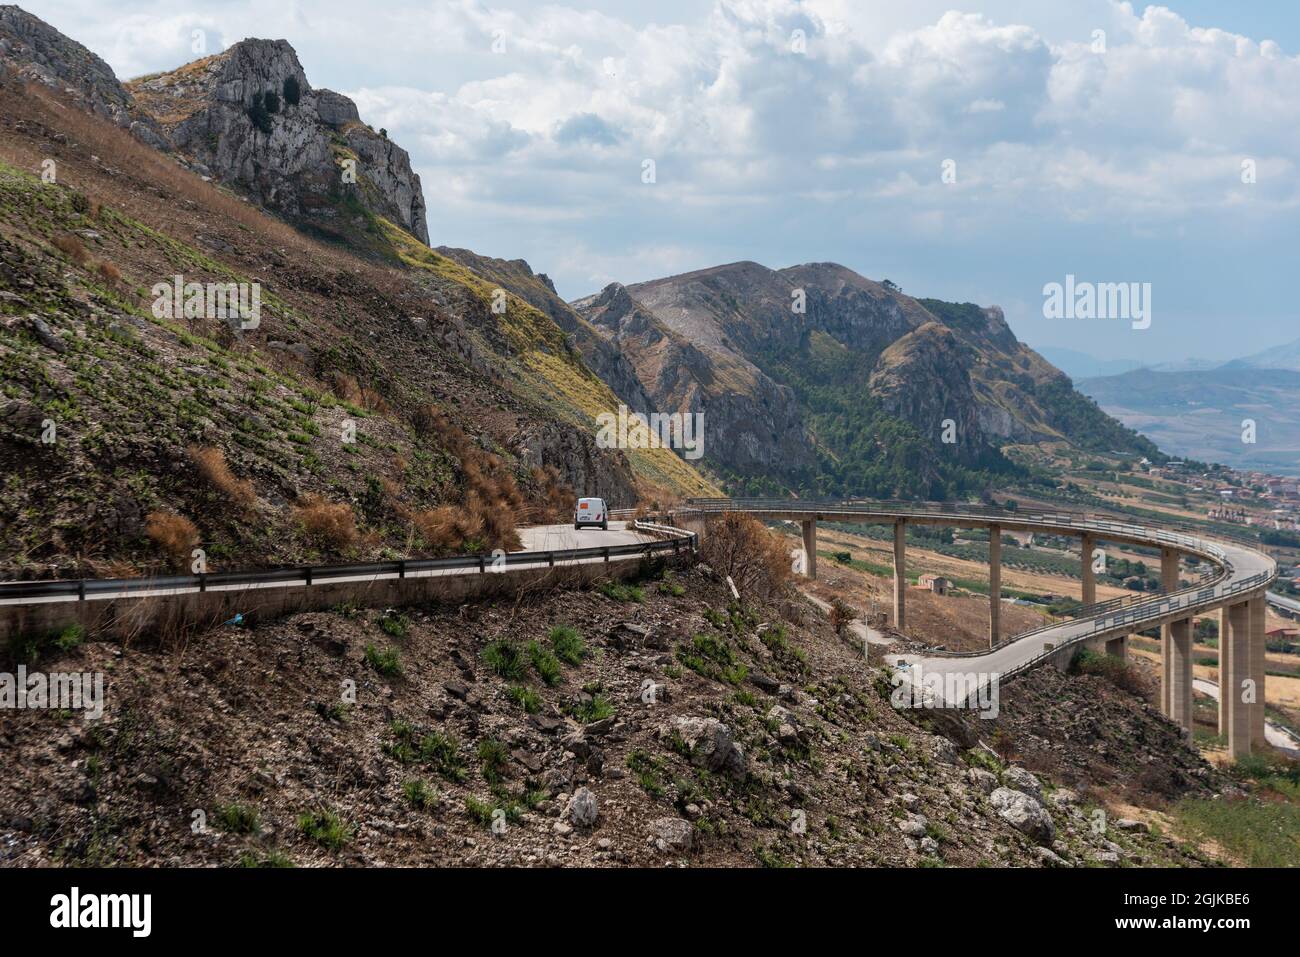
364 643 403 678
464 796 496 828
527 640 562 686
238 849 295 868
297 808 352 850
508 685 542 714
403 778 436 810
568 694 614 724
54 625 85 652
548 625 587 665
418 731 466 782
1070 648 1144 694
598 580 643 602
377 610 410 639
477 738 509 784
214 803 260 835
483 640 526 680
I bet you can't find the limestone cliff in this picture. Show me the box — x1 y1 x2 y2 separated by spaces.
127 38 428 244
0 5 168 149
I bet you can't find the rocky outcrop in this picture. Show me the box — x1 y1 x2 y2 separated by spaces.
434 250 659 418
515 420 638 507
668 716 747 778
573 280 817 483
990 787 1056 845
127 38 427 243
0 5 169 149
868 322 983 459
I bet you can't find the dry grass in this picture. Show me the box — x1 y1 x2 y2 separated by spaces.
292 495 358 551
145 511 199 568
331 372 390 414
187 445 257 511
96 259 121 284
15 78 312 250
699 513 792 602
408 405 528 553
526 465 575 524
52 233 89 265
829 597 859 636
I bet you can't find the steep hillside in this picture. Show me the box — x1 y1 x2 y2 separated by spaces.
0 561 1220 867
0 52 708 579
435 248 659 432
573 261 1155 498
126 38 427 249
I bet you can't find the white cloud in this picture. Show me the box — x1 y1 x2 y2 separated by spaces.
17 0 1300 356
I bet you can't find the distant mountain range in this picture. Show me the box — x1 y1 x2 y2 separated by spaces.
1037 348 1145 380
1043 338 1300 381
1078 361 1300 476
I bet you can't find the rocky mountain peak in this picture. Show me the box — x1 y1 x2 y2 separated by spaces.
0 5 168 149
128 36 427 245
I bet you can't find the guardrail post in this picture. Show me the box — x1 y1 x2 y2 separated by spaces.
198 573 206 593
548 552 555 568
603 548 610 563
78 580 85 601
398 561 406 580
478 557 485 574
305 567 312 587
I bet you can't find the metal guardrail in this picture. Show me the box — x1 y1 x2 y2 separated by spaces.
680 497 1277 677
0 522 697 603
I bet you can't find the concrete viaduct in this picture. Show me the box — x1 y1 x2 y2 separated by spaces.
678 499 1277 759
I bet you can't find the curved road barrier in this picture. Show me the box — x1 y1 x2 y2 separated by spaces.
0 520 695 647
677 498 1278 758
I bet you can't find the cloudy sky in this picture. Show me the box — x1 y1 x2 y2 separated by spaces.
23 0 1300 364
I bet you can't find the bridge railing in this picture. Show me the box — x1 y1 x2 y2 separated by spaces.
682 497 1276 672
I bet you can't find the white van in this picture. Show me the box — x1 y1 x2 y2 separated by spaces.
575 496 608 531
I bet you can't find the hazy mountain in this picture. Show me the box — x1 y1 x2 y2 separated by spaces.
1222 336 1300 373
1037 347 1145 380
1078 367 1300 476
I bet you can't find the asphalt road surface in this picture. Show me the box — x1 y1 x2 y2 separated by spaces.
516 521 650 552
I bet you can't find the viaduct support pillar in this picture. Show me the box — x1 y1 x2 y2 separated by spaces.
989 524 1002 648
1218 607 1229 736
1250 596 1267 750
892 520 906 632
800 519 817 580
1224 601 1253 759
1159 547 1180 717
1168 617 1194 737
1081 533 1097 606
1106 635 1128 659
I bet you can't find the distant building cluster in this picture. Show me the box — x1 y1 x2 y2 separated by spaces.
1137 458 1300 531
